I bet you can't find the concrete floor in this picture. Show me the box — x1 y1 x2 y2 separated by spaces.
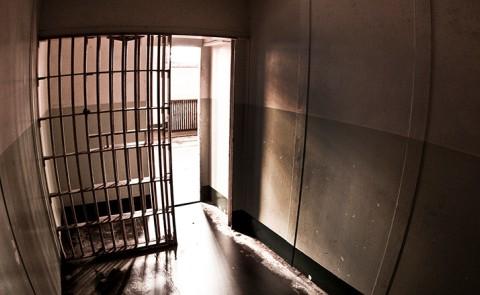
62 203 323 294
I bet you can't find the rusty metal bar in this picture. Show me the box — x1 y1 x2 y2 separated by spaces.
150 35 162 243
46 175 168 198
71 37 96 254
146 35 161 243
83 36 106 251
46 39 74 258
39 106 169 121
95 36 117 251
57 38 85 257
121 39 139 246
42 139 167 161
133 37 150 244
38 69 168 81
161 35 172 239
166 35 178 243
157 35 168 240
109 37 128 247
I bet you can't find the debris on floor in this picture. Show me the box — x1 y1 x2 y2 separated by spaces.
202 204 325 295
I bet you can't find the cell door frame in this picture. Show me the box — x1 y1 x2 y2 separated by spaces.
197 36 239 224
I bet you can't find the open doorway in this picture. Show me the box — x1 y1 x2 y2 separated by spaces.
170 36 233 213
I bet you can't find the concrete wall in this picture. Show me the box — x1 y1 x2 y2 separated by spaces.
199 47 212 192
39 0 249 38
200 41 235 206
388 1 480 293
243 0 309 246
242 0 480 294
0 0 61 293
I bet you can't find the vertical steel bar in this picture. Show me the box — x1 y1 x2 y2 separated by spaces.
94 36 117 251
71 37 96 254
146 34 161 243
82 37 106 251
57 38 85 257
133 36 150 244
46 39 74 258
121 38 139 246
108 37 128 247
156 35 168 239
161 35 172 239
166 35 178 242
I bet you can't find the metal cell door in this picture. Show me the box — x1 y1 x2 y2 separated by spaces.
37 34 176 260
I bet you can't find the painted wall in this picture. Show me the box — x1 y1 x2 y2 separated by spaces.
199 47 212 193
0 0 61 293
388 1 480 293
242 0 480 294
39 0 249 38
243 0 309 247
210 43 232 198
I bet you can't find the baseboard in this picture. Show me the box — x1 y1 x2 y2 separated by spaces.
231 209 361 295
231 210 293 262
200 185 228 214
292 248 361 294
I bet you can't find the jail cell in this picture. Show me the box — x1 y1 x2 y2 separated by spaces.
37 35 177 260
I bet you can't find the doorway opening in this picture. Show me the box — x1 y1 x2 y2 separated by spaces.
170 36 233 213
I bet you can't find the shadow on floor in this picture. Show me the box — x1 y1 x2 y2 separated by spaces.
62 203 323 295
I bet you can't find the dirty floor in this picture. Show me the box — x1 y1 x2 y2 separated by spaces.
62 203 324 295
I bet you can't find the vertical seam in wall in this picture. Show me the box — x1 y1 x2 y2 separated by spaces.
370 12 418 291
384 0 433 293
371 0 433 293
291 0 312 265
228 40 236 225
0 179 37 295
